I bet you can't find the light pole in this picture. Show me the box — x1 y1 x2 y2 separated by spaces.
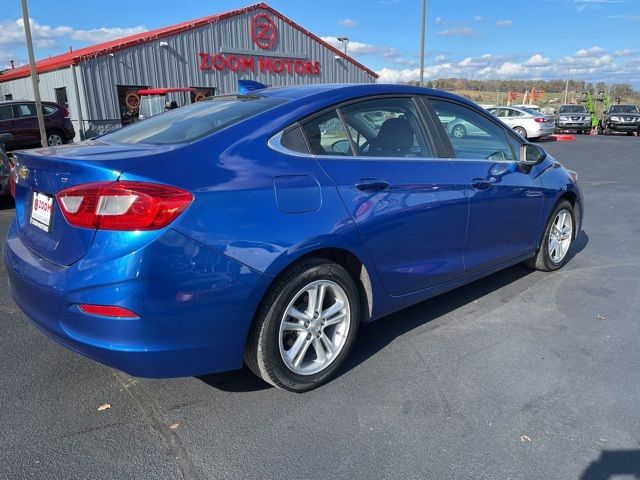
337 36 349 55
21 0 47 147
419 0 427 87
563 68 572 104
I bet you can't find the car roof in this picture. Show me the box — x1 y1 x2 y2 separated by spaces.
0 99 58 105
256 83 473 105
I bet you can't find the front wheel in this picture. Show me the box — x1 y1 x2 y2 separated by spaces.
245 258 360 392
525 200 575 271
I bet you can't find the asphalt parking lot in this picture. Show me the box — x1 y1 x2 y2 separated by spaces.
1 135 639 480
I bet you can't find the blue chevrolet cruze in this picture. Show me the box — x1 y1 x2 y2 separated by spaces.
4 84 583 391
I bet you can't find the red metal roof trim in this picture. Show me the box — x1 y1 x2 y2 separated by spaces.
0 3 378 82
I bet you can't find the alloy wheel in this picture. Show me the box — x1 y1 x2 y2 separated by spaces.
548 209 573 263
47 134 63 146
279 280 350 375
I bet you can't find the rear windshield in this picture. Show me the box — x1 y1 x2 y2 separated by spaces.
102 95 286 145
559 105 588 113
609 105 639 114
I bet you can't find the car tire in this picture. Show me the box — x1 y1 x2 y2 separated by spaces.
245 258 360 392
626 132 634 136
514 126 527 139
525 200 575 272
46 130 65 146
451 124 467 138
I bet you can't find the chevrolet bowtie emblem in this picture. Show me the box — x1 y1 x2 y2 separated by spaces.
18 165 29 181
18 167 29 180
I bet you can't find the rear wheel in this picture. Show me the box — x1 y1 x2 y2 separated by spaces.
245 258 360 392
514 126 527 139
46 130 65 146
451 124 467 138
525 200 575 271
626 131 634 136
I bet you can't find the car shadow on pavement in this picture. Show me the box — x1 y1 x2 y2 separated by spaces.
580 450 640 479
340 229 589 380
198 231 588 392
198 366 271 392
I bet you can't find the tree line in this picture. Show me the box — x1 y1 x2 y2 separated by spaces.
407 78 636 99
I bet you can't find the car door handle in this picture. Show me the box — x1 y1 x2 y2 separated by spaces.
471 178 492 191
355 178 390 192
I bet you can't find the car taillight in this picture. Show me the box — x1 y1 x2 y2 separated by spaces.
56 181 193 230
534 117 546 123
78 304 139 318
63 108 70 118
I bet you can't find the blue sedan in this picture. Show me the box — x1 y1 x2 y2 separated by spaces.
4 84 583 391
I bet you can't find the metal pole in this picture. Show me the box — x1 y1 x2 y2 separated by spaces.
21 0 48 147
564 68 570 104
71 64 85 140
419 0 427 87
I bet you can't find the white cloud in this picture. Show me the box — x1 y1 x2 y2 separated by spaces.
474 16 484 22
0 17 146 67
574 46 605 58
524 54 551 66
321 36 416 66
338 18 358 28
436 27 476 37
435 17 443 25
374 45 639 86
496 19 513 27
614 49 636 57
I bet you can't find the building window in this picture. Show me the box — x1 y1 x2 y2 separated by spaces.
4 94 12 100
54 87 68 107
190 87 215 103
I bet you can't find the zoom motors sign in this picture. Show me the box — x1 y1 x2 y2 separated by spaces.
198 13 321 76
198 53 320 76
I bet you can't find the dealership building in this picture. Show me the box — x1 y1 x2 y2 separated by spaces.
0 2 377 140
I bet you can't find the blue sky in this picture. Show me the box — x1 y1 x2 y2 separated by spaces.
2 0 639 86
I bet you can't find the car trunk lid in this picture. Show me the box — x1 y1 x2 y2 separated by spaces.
12 141 184 266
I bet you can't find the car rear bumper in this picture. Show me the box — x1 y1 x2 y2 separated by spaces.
530 124 555 138
4 221 272 377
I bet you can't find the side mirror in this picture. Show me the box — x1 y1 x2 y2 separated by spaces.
520 143 546 166
553 110 557 115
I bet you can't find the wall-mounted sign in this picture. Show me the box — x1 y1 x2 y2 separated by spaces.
198 52 320 76
251 14 277 50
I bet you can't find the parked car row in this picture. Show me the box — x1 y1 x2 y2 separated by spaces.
0 100 75 150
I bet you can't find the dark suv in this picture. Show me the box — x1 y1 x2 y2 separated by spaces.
0 100 75 150
598 104 640 135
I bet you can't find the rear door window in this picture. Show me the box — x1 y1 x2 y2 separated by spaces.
340 97 433 158
15 103 36 118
